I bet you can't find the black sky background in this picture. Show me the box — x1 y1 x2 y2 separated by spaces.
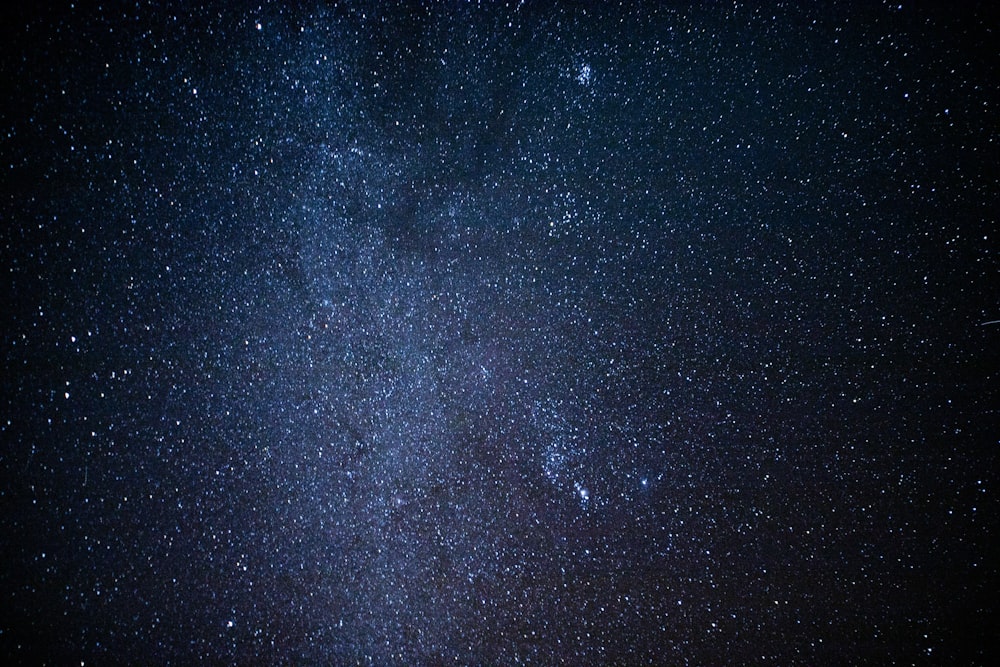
2 1 998 664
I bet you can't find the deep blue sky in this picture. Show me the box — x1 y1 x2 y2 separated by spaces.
2 2 997 664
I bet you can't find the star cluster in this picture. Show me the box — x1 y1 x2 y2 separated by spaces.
2 2 997 664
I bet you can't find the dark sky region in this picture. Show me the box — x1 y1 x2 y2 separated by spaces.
1 1 997 664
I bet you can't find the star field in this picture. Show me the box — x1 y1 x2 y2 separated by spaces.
1 2 998 664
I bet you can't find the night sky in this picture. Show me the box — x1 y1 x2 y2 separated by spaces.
2 2 998 664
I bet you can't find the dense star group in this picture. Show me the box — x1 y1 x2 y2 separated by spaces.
1 2 997 664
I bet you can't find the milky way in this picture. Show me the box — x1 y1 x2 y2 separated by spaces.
2 2 997 664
